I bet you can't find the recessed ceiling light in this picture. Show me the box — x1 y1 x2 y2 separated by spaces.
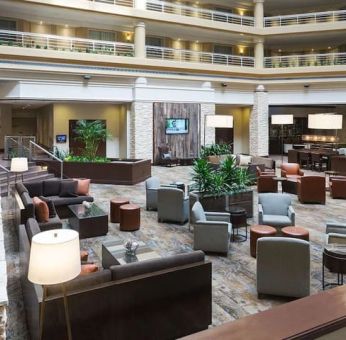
39 21 43 25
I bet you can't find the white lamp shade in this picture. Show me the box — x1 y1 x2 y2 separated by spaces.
206 115 233 128
10 157 28 172
28 229 81 285
308 113 343 130
271 115 294 125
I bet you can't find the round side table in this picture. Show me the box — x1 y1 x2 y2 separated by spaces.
323 245 346 289
110 198 130 223
250 225 277 258
119 204 141 231
282 226 309 241
229 207 247 242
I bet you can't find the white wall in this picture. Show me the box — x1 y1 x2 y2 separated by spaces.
53 103 127 158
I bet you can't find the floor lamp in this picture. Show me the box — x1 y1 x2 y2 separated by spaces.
308 113 343 147
271 114 294 164
204 115 234 147
28 229 81 340
10 157 28 183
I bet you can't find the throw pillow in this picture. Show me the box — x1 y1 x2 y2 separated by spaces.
80 264 98 275
32 197 49 223
25 181 43 198
163 153 171 159
59 180 78 197
39 196 57 218
73 178 91 195
239 154 252 166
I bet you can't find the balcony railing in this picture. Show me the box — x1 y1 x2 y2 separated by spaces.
264 53 346 68
146 45 255 67
146 0 254 26
264 10 346 27
0 30 134 57
88 0 134 7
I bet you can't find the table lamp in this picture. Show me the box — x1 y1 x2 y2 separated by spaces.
28 229 81 340
10 157 28 183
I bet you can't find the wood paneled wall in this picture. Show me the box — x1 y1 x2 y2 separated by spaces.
153 103 200 163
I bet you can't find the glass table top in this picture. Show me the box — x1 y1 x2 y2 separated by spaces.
68 203 106 219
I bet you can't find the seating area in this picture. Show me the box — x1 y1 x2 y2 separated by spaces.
3 162 346 339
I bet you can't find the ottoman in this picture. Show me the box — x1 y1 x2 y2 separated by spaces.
250 225 277 258
120 204 140 231
282 226 309 241
110 198 130 223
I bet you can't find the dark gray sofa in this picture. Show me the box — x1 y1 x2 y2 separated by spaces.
19 219 212 340
15 179 94 227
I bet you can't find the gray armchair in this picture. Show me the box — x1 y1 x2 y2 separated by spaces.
145 177 160 211
258 193 295 228
191 202 231 254
257 237 310 298
326 222 346 235
157 187 189 224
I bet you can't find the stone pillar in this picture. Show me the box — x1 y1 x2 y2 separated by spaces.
130 78 153 160
249 85 269 156
201 103 216 146
134 22 146 59
253 0 264 28
134 0 146 10
254 38 264 69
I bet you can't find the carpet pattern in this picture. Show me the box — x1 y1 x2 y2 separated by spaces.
3 165 346 339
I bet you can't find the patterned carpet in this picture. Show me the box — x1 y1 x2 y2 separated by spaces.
3 165 346 339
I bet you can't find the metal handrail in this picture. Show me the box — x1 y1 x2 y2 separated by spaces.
264 52 346 68
0 164 10 197
146 45 255 67
29 141 64 179
146 0 254 26
0 29 135 57
264 9 346 27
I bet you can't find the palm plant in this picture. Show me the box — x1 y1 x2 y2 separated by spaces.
74 120 109 161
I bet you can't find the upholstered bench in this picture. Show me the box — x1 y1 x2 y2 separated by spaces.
250 225 277 258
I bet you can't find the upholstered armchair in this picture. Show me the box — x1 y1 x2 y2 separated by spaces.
326 222 346 235
257 237 310 298
145 176 160 211
258 193 295 228
257 170 278 193
190 202 231 254
297 176 326 204
281 163 304 179
158 145 179 167
157 187 189 224
330 176 346 199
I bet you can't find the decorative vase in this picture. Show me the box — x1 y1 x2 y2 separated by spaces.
82 201 92 209
124 240 139 256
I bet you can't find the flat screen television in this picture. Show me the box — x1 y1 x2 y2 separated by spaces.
56 134 67 143
165 118 189 135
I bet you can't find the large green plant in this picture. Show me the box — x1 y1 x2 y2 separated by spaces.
74 120 109 161
200 143 232 159
191 156 251 196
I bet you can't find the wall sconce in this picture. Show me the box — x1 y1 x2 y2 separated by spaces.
125 32 132 42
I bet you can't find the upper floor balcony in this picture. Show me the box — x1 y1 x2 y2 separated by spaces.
264 53 346 68
264 10 346 27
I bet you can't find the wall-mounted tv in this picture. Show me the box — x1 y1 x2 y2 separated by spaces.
165 118 189 135
56 134 67 143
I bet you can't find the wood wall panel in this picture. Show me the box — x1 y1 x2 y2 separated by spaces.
153 103 200 163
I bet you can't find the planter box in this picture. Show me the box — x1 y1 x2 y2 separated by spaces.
189 190 253 218
42 159 151 185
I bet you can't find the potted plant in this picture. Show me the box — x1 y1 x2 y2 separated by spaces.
200 143 232 164
189 156 254 217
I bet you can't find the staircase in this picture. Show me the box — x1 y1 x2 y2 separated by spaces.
0 164 56 197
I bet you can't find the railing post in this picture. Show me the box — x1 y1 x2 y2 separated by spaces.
21 33 24 47
7 171 10 197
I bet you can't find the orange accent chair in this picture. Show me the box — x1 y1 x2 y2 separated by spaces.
297 176 326 204
281 163 304 180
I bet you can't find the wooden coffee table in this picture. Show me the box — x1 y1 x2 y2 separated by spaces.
102 238 160 268
68 203 108 239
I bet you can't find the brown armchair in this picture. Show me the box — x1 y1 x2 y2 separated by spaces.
281 163 304 179
330 176 346 199
297 176 326 204
158 145 179 167
257 176 278 193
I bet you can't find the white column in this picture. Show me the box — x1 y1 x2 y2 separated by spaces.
249 85 269 156
201 103 216 146
253 0 264 28
134 0 146 10
254 38 264 69
134 22 146 59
